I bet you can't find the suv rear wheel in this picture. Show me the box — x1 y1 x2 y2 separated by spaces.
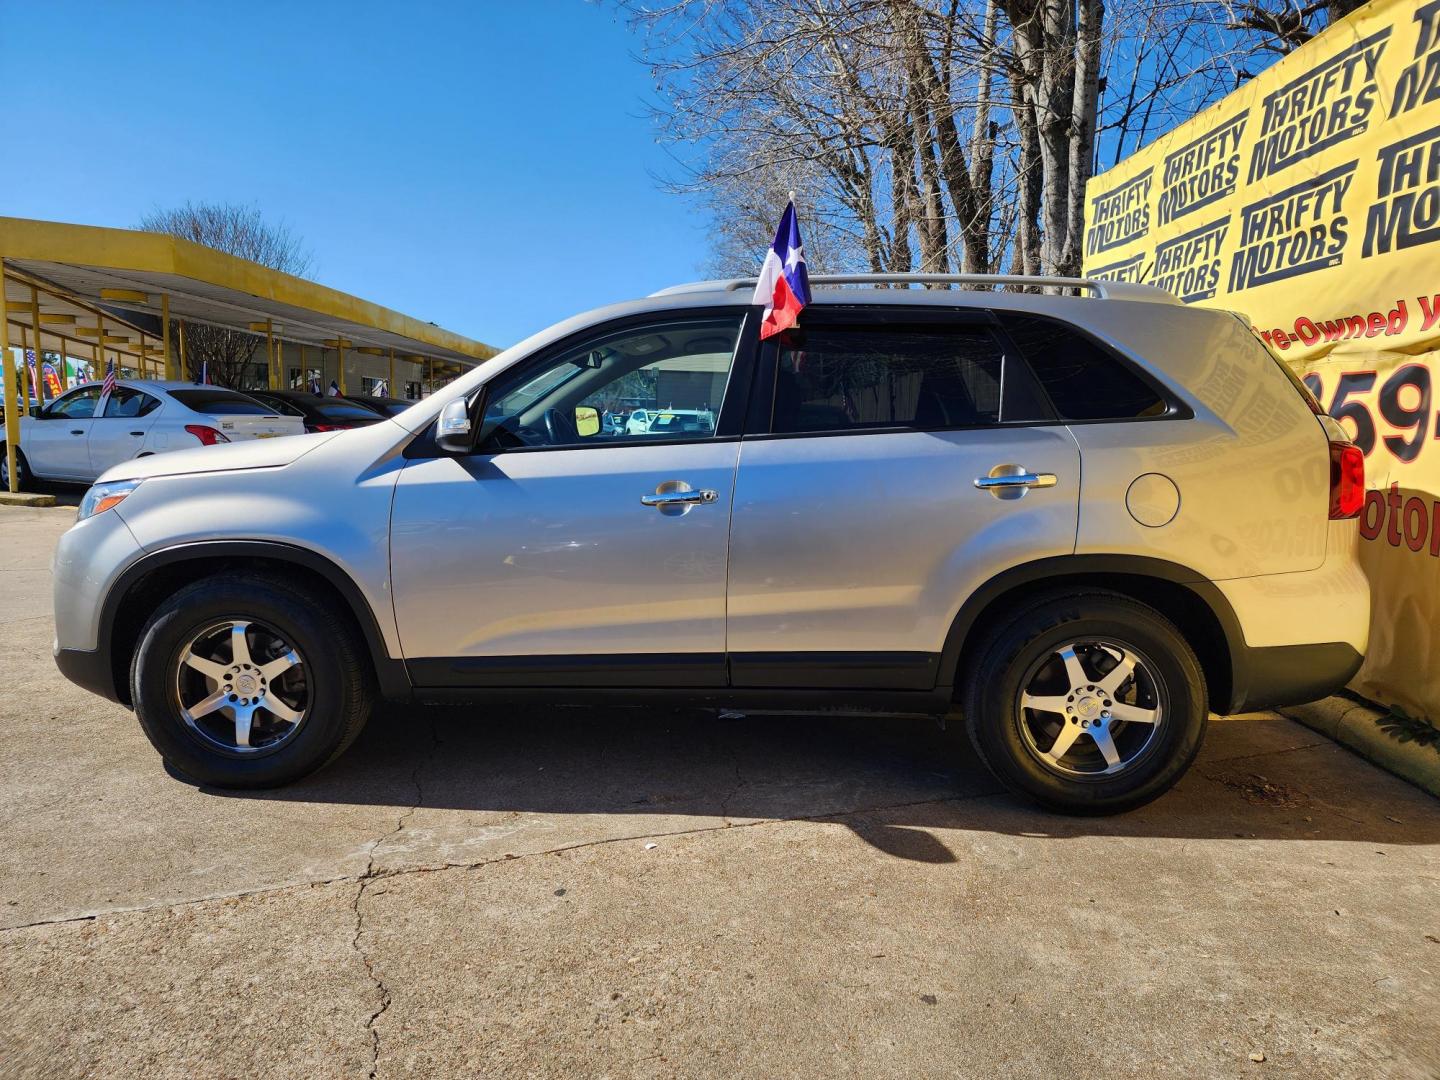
130 572 372 788
961 590 1207 814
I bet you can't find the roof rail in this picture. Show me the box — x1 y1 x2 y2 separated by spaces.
653 273 1177 304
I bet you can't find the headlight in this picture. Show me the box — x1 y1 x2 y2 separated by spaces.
78 479 142 521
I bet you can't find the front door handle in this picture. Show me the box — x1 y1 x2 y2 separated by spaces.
975 464 1058 500
641 489 718 508
69 429 85 436
129 431 145 437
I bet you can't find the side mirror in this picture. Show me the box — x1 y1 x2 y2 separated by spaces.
574 406 601 437
435 398 474 454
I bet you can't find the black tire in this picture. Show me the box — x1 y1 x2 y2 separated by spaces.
130 571 373 788
961 589 1207 815
0 445 29 490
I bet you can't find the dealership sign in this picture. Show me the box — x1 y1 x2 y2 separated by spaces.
1084 0 1440 722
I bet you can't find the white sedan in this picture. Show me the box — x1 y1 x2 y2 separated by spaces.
1 380 305 487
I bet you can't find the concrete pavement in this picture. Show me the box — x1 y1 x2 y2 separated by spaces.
2 502 1438 1078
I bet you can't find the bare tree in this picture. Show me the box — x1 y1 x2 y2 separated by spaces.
618 0 1267 281
136 203 313 388
1221 0 1365 55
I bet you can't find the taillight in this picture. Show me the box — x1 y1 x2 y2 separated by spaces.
310 423 345 432
1329 441 1364 519
185 424 231 446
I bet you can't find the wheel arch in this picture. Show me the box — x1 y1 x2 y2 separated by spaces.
940 555 1246 715
102 541 409 706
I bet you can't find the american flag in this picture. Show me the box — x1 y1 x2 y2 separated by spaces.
101 359 117 397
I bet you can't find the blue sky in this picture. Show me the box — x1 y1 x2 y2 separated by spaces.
4 2 709 348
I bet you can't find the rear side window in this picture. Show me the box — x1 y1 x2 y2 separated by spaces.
772 324 1003 434
102 387 161 418
169 389 277 415
999 312 1167 421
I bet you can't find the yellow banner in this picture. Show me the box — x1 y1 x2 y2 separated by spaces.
1083 0 1440 721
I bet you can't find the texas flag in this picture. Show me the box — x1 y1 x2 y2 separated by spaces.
752 200 811 339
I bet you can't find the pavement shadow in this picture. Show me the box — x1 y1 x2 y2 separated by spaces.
197 702 1440 860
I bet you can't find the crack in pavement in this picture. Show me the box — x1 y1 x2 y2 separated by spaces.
350 710 440 1079
0 789 988 937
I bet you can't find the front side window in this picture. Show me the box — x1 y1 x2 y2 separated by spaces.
771 323 1004 434
479 315 742 450
46 386 102 419
102 387 161 418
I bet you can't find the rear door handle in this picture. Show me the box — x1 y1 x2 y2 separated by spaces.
129 431 145 437
973 472 1057 490
70 429 85 436
975 464 1058 500
641 489 718 507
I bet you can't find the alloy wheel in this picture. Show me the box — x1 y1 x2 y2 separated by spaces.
171 619 309 755
1016 639 1167 779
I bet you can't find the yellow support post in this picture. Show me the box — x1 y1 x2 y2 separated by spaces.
17 324 30 417
161 294 175 380
388 348 395 397
2 258 18 492
266 320 276 390
336 339 346 395
28 286 46 408
178 321 188 380
137 331 146 379
427 357 433 397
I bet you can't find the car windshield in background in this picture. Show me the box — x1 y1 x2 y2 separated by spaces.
377 401 412 416
169 389 278 415
316 401 384 421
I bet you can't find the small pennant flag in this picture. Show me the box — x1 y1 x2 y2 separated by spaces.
752 200 811 339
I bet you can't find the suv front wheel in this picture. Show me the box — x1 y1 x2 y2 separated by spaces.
962 590 1208 814
130 572 373 788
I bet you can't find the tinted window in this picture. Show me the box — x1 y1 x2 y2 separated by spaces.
46 387 102 419
169 389 278 415
316 401 384 421
999 313 1166 421
771 324 1002 434
377 401 411 416
248 394 307 417
102 387 161 418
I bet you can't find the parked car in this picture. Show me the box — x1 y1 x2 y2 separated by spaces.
1 381 304 487
624 408 716 435
51 274 1368 813
342 394 415 418
247 389 388 434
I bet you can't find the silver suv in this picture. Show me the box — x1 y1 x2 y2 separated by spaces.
52 274 1369 813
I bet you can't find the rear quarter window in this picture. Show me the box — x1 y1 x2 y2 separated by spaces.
998 312 1169 421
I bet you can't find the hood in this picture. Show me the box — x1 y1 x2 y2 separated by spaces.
97 430 342 483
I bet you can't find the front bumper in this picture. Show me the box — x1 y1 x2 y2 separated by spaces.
54 645 123 704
